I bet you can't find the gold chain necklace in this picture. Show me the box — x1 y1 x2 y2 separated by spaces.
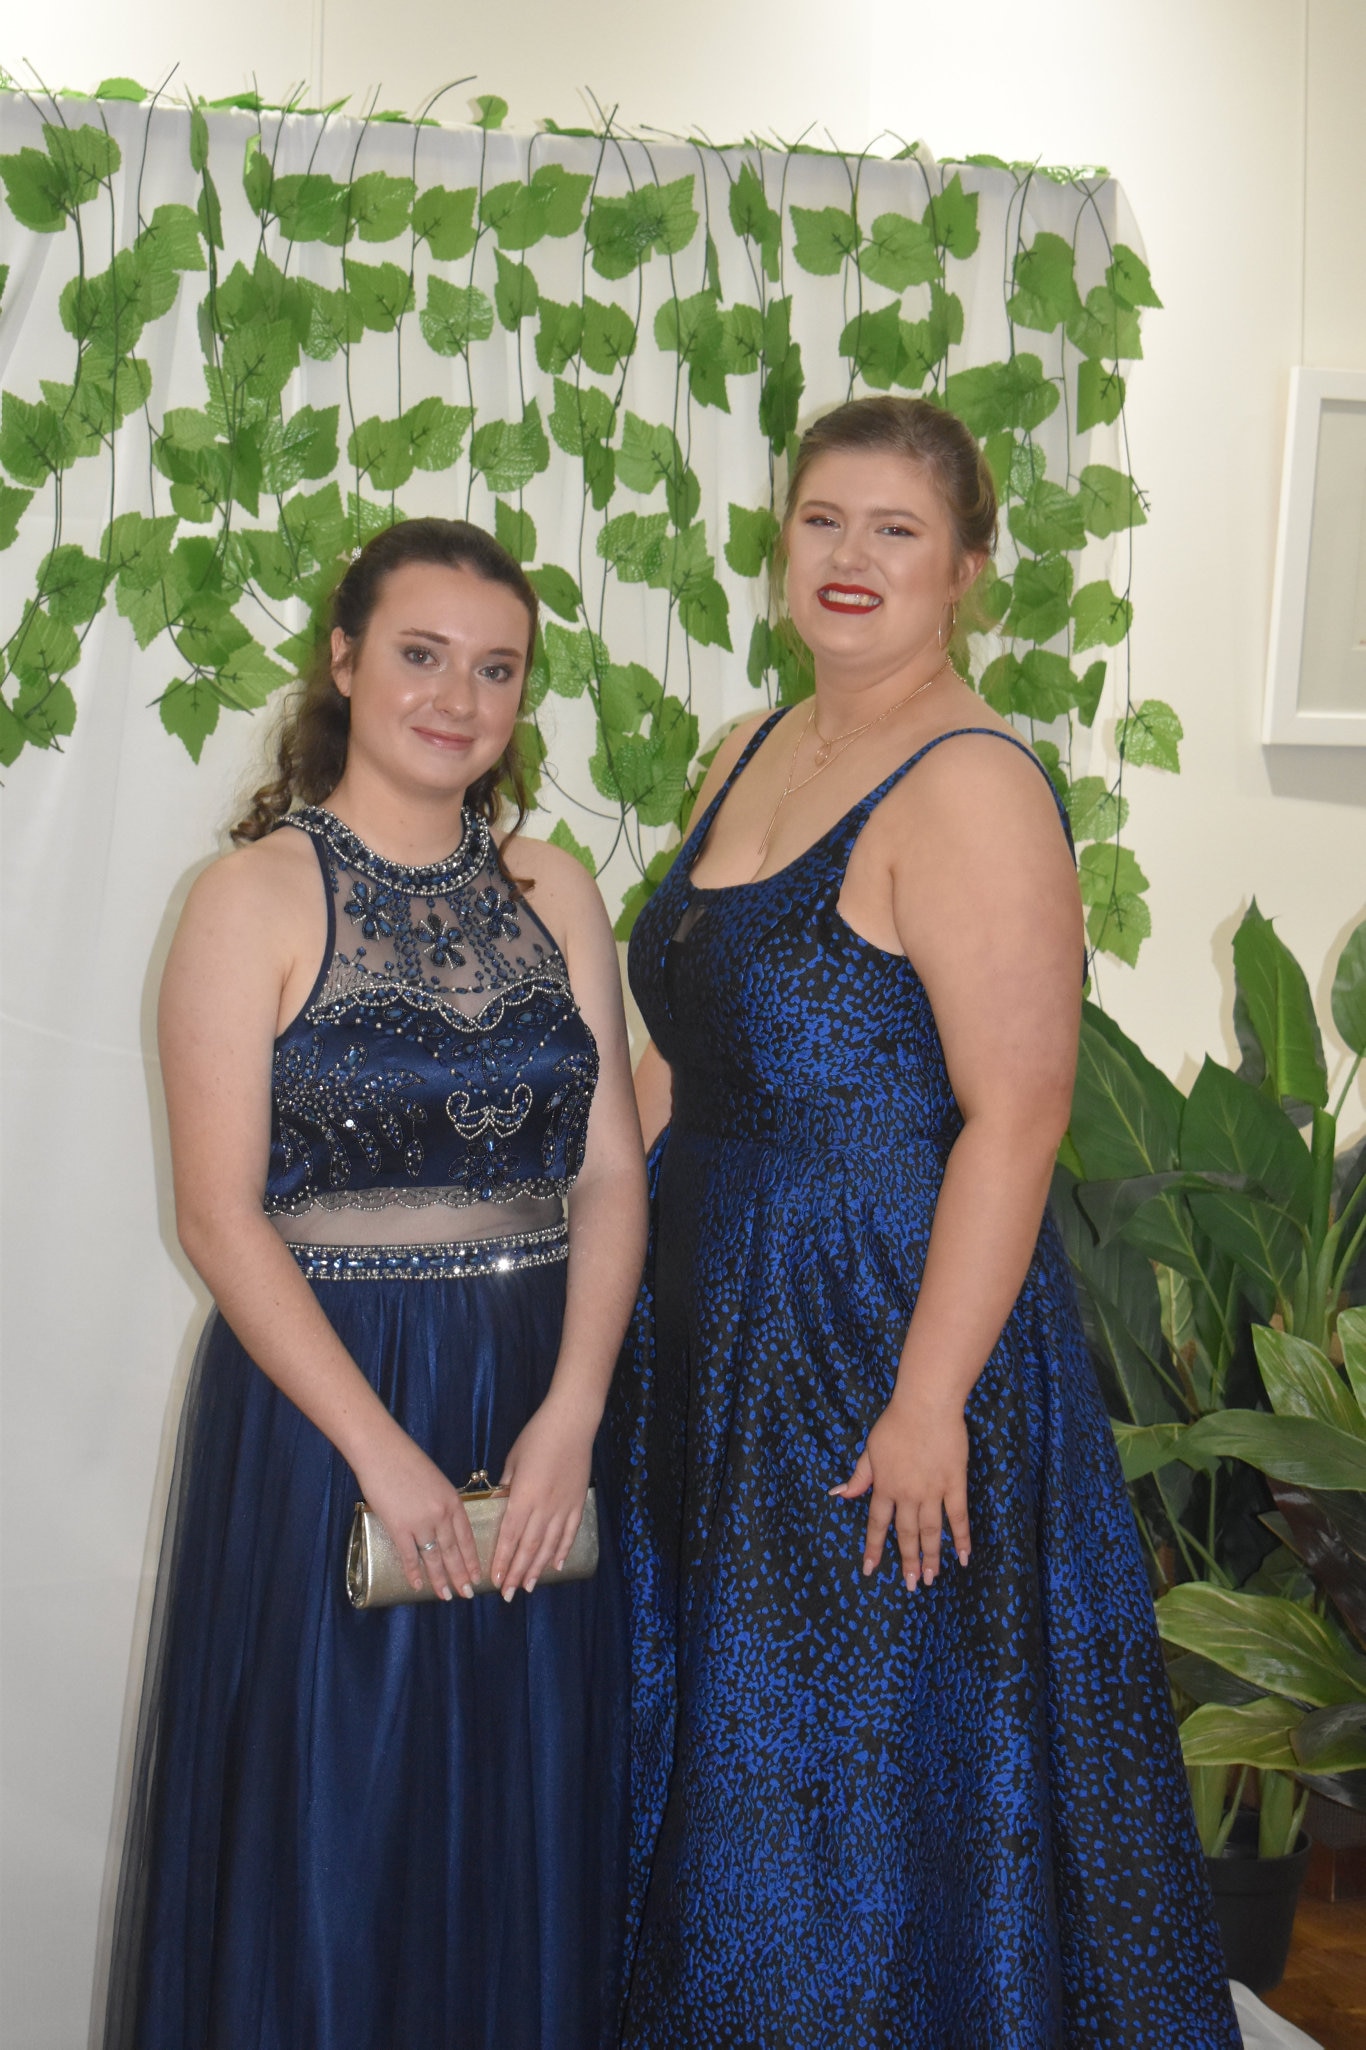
752 657 951 875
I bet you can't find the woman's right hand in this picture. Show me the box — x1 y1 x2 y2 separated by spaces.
353 1432 482 1601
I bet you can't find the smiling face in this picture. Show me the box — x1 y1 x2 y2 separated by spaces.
331 560 531 801
784 447 983 681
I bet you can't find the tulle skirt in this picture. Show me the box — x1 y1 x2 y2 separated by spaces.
103 1264 628 2050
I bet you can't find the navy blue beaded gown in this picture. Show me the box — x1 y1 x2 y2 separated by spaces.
605 720 1239 2049
104 808 626 2050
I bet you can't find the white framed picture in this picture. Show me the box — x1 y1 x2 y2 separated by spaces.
1264 366 1366 746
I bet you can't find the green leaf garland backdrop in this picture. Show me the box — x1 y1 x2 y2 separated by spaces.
0 86 1168 961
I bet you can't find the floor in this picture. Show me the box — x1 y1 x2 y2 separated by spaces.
1263 1893 1366 2050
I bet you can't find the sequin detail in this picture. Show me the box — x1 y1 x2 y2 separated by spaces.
606 721 1241 2050
264 808 599 1222
285 1221 569 1282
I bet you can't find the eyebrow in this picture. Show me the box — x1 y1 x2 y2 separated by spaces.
397 628 524 657
800 499 928 521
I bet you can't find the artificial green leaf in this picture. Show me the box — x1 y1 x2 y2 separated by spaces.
927 173 979 258
1013 649 1083 722
404 396 474 472
759 297 804 452
1068 580 1132 651
1075 661 1107 728
725 503 781 578
728 161 780 280
348 415 414 493
1004 553 1073 642
1079 841 1150 910
613 845 676 940
1183 1412 1366 1494
581 296 636 375
1253 1326 1363 1436
945 354 1059 436
472 94 508 129
654 291 730 411
616 414 682 497
716 302 764 377
535 299 584 375
277 483 347 572
139 202 207 274
527 565 582 622
410 184 478 261
978 654 1021 716
175 602 253 670
547 818 596 873
0 482 34 550
243 132 273 217
1068 283 1144 361
1008 481 1087 555
494 502 536 564
585 178 697 278
494 250 539 329
0 393 76 485
1117 697 1182 772
341 258 414 332
896 287 962 387
7 600 81 682
1233 902 1329 1111
859 210 938 292
1077 358 1126 433
678 572 731 650
1078 462 1147 537
1330 918 1366 1058
839 303 902 391
189 105 210 174
273 172 351 246
582 437 616 512
481 165 591 249
1066 776 1128 844
1157 1582 1366 1707
350 170 415 243
259 404 339 492
44 121 121 203
420 275 495 355
95 77 148 101
549 378 615 459
38 544 106 624
159 677 220 759
1108 244 1162 309
1178 1700 1302 1772
0 145 71 232
10 670 78 746
598 510 670 585
790 204 860 276
215 638 291 708
599 661 662 734
1008 231 1081 331
221 316 299 401
540 622 604 699
469 401 550 492
296 278 365 358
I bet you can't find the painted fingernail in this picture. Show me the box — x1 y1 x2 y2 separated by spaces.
526 1578 537 1593
441 1587 453 1602
502 1586 515 1603
461 1584 475 1601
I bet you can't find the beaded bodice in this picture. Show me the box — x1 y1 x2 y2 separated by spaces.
265 808 598 1236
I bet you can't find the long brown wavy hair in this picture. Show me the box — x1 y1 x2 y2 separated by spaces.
231 518 540 847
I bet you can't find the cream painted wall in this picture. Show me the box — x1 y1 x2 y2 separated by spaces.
2 5 1364 2045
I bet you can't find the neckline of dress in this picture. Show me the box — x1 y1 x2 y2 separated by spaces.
294 805 491 892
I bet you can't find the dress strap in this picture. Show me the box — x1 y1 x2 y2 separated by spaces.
679 709 786 867
827 725 1076 874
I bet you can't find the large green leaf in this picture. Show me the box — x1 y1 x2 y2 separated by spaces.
1341 1309 1366 1419
1253 1325 1363 1435
1069 1004 1183 1181
1113 1421 1214 1482
1183 1412 1366 1492
1180 1058 1311 1308
1177 1699 1302 1771
1330 918 1366 1058
1292 1702 1366 1776
1156 1583 1366 1706
1232 902 1328 1110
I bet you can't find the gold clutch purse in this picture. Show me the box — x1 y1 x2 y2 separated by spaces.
346 1471 599 1609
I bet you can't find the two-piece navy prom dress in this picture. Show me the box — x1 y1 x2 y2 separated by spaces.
606 719 1240 2048
104 807 626 2050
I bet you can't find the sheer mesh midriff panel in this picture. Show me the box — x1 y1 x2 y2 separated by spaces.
270 1191 563 1246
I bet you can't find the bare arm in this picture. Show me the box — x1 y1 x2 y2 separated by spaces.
489 841 649 1594
159 843 483 1599
832 738 1083 1589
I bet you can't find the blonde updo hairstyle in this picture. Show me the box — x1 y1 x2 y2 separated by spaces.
231 517 539 846
779 394 998 661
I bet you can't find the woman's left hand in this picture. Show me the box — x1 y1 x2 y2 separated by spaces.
831 1389 971 1590
490 1396 596 1599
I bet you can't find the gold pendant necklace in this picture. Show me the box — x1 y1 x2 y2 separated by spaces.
752 657 951 877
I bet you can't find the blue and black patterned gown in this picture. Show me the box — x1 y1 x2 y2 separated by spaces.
104 808 626 2050
607 720 1239 2049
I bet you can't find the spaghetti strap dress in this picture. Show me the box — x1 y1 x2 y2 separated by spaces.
605 720 1240 2049
103 806 627 2050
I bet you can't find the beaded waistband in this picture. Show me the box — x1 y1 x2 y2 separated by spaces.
287 1220 569 1282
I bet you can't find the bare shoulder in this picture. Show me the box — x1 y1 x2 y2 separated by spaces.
688 707 778 816
498 830 611 953
177 822 319 944
881 706 1065 856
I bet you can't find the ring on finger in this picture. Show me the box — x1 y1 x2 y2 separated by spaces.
420 1538 439 1553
